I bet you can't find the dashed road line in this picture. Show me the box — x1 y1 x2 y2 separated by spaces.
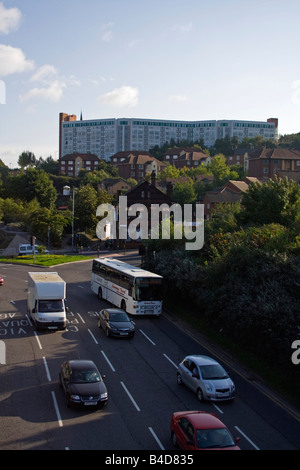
121 381 141 412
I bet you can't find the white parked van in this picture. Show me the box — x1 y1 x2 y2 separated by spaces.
27 272 67 330
19 244 38 256
19 244 49 256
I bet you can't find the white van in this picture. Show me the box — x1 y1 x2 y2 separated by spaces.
19 244 38 256
27 272 67 330
18 244 48 256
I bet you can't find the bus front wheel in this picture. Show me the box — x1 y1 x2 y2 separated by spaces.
98 288 102 300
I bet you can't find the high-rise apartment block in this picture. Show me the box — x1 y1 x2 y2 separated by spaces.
59 112 278 162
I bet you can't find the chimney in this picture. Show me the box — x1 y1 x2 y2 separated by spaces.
151 170 156 187
166 182 173 201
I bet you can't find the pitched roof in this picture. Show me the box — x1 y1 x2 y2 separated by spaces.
248 147 300 160
226 180 249 192
163 147 208 161
205 187 242 204
60 152 99 161
110 151 166 166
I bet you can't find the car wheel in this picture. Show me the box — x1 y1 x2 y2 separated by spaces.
197 388 204 402
98 288 102 300
171 432 177 448
106 328 110 337
177 372 182 385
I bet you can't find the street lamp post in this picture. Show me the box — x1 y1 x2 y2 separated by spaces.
71 188 75 251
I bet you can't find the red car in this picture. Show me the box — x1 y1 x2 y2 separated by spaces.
170 411 240 450
0 275 3 286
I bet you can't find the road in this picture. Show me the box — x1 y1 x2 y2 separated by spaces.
0 255 299 451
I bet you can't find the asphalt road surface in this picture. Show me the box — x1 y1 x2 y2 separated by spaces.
0 254 299 451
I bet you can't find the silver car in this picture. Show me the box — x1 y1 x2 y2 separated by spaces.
177 355 235 402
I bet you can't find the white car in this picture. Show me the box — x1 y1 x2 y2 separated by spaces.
177 355 235 402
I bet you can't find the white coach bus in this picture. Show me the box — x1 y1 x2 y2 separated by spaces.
91 258 163 316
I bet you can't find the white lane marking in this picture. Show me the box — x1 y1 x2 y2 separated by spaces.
234 425 260 450
43 357 51 381
212 403 223 414
139 329 156 345
120 381 141 412
101 350 116 372
148 427 165 450
34 331 42 349
76 313 85 323
51 391 63 427
88 329 98 344
0 340 6 364
25 314 33 327
163 353 178 369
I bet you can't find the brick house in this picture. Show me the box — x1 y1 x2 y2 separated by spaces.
99 178 131 194
246 147 300 178
59 152 100 177
110 151 166 182
226 148 251 167
162 147 211 169
115 172 172 245
203 178 260 218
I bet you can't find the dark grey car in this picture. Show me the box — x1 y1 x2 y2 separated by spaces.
59 360 108 408
98 308 135 338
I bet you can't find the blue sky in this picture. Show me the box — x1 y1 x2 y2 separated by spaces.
1 0 300 167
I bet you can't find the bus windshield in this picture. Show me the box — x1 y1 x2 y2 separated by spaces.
134 277 163 301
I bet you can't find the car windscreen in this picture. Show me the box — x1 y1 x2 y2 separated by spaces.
109 311 129 322
199 364 228 380
70 369 101 383
38 300 64 313
196 428 235 449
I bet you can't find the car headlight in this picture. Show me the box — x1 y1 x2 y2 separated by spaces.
101 392 108 399
70 394 81 401
205 383 214 393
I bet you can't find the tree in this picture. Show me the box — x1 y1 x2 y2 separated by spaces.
74 184 99 232
35 156 59 174
18 151 36 169
172 180 196 205
157 164 180 180
240 176 300 227
212 136 233 156
209 154 230 185
5 168 57 209
29 206 71 245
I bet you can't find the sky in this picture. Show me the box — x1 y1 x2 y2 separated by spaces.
1 0 300 168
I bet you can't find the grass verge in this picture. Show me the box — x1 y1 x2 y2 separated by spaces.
0 254 95 266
